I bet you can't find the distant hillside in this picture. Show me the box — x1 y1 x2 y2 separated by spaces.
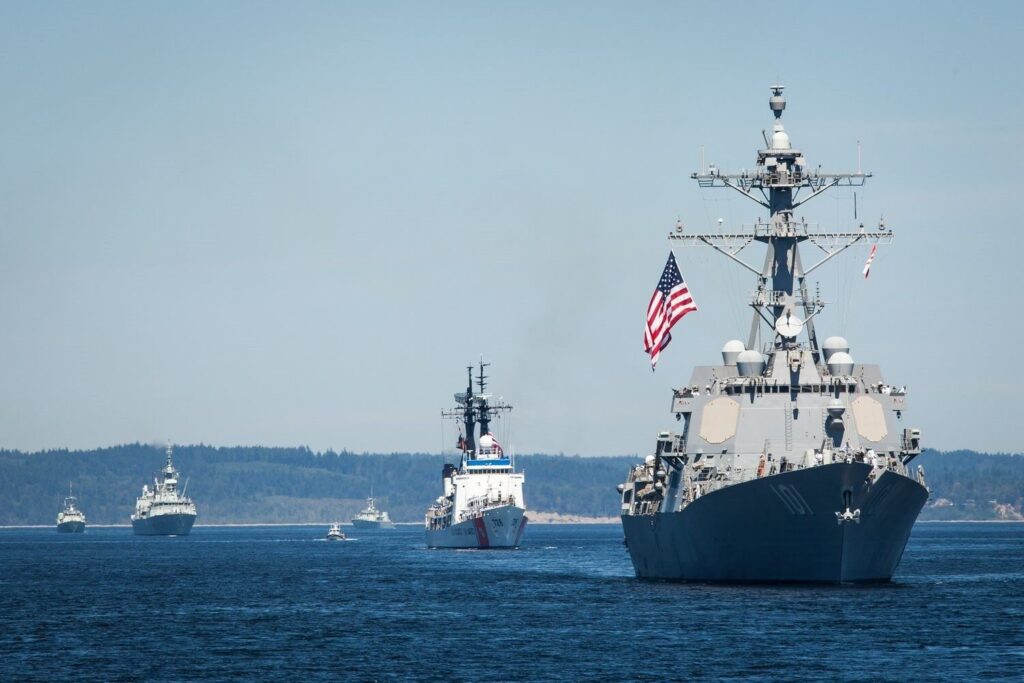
915 450 1024 520
0 444 634 525
0 445 1019 525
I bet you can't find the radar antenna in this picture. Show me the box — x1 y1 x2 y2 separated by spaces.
441 359 512 457
677 87 893 360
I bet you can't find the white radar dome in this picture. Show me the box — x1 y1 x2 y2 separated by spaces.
771 122 791 150
826 351 855 376
721 340 745 366
822 336 850 362
737 350 766 377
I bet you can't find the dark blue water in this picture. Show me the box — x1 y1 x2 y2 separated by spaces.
1 523 1022 682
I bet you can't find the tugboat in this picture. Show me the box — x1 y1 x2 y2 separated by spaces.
351 494 395 529
326 522 347 541
619 87 928 582
131 444 198 536
56 484 86 533
425 361 527 549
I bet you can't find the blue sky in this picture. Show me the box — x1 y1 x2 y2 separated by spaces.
0 1 1019 454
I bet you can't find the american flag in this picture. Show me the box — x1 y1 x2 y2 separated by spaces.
644 252 697 369
863 244 877 279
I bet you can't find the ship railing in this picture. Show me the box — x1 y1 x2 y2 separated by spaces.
457 493 517 522
633 499 661 516
425 512 453 530
782 447 915 480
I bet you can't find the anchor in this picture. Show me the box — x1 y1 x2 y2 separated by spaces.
835 507 861 525
835 489 860 524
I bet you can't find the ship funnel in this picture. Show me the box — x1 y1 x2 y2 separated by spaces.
442 463 457 497
736 350 766 377
822 336 850 362
826 351 855 376
721 340 745 366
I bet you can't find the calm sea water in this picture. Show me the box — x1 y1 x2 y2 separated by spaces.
1 523 1022 682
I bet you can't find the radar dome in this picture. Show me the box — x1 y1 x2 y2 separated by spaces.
771 123 791 150
826 351 855 376
822 336 849 362
721 340 745 366
737 350 766 377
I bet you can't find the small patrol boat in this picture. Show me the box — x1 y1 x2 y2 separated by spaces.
326 522 346 541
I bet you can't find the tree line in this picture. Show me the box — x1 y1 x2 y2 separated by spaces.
0 445 1019 524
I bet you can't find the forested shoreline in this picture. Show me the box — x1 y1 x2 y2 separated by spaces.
0 445 1020 524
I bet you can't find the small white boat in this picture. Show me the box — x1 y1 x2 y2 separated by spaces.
326 522 346 541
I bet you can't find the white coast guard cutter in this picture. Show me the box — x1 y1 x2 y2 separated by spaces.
425 361 527 549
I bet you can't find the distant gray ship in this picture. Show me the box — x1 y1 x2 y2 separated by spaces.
352 496 395 529
56 484 86 533
131 444 197 536
619 87 928 582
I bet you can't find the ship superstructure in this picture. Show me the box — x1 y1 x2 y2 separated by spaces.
56 483 86 533
425 361 527 549
619 88 928 582
352 495 395 529
131 444 198 536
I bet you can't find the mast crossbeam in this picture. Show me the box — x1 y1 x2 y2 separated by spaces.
669 224 894 248
691 171 870 188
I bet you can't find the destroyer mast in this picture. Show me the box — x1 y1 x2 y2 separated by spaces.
680 85 887 358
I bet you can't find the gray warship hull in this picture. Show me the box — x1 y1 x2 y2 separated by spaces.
131 513 196 537
56 521 85 533
622 462 927 583
352 519 395 530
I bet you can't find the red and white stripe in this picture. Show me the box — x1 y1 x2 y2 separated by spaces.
644 283 697 368
863 244 877 279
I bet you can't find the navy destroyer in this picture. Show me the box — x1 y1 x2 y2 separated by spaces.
131 444 198 536
56 483 86 533
425 361 527 548
619 87 928 582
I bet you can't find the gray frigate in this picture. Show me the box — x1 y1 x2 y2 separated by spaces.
619 87 928 582
56 483 86 533
131 444 198 536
